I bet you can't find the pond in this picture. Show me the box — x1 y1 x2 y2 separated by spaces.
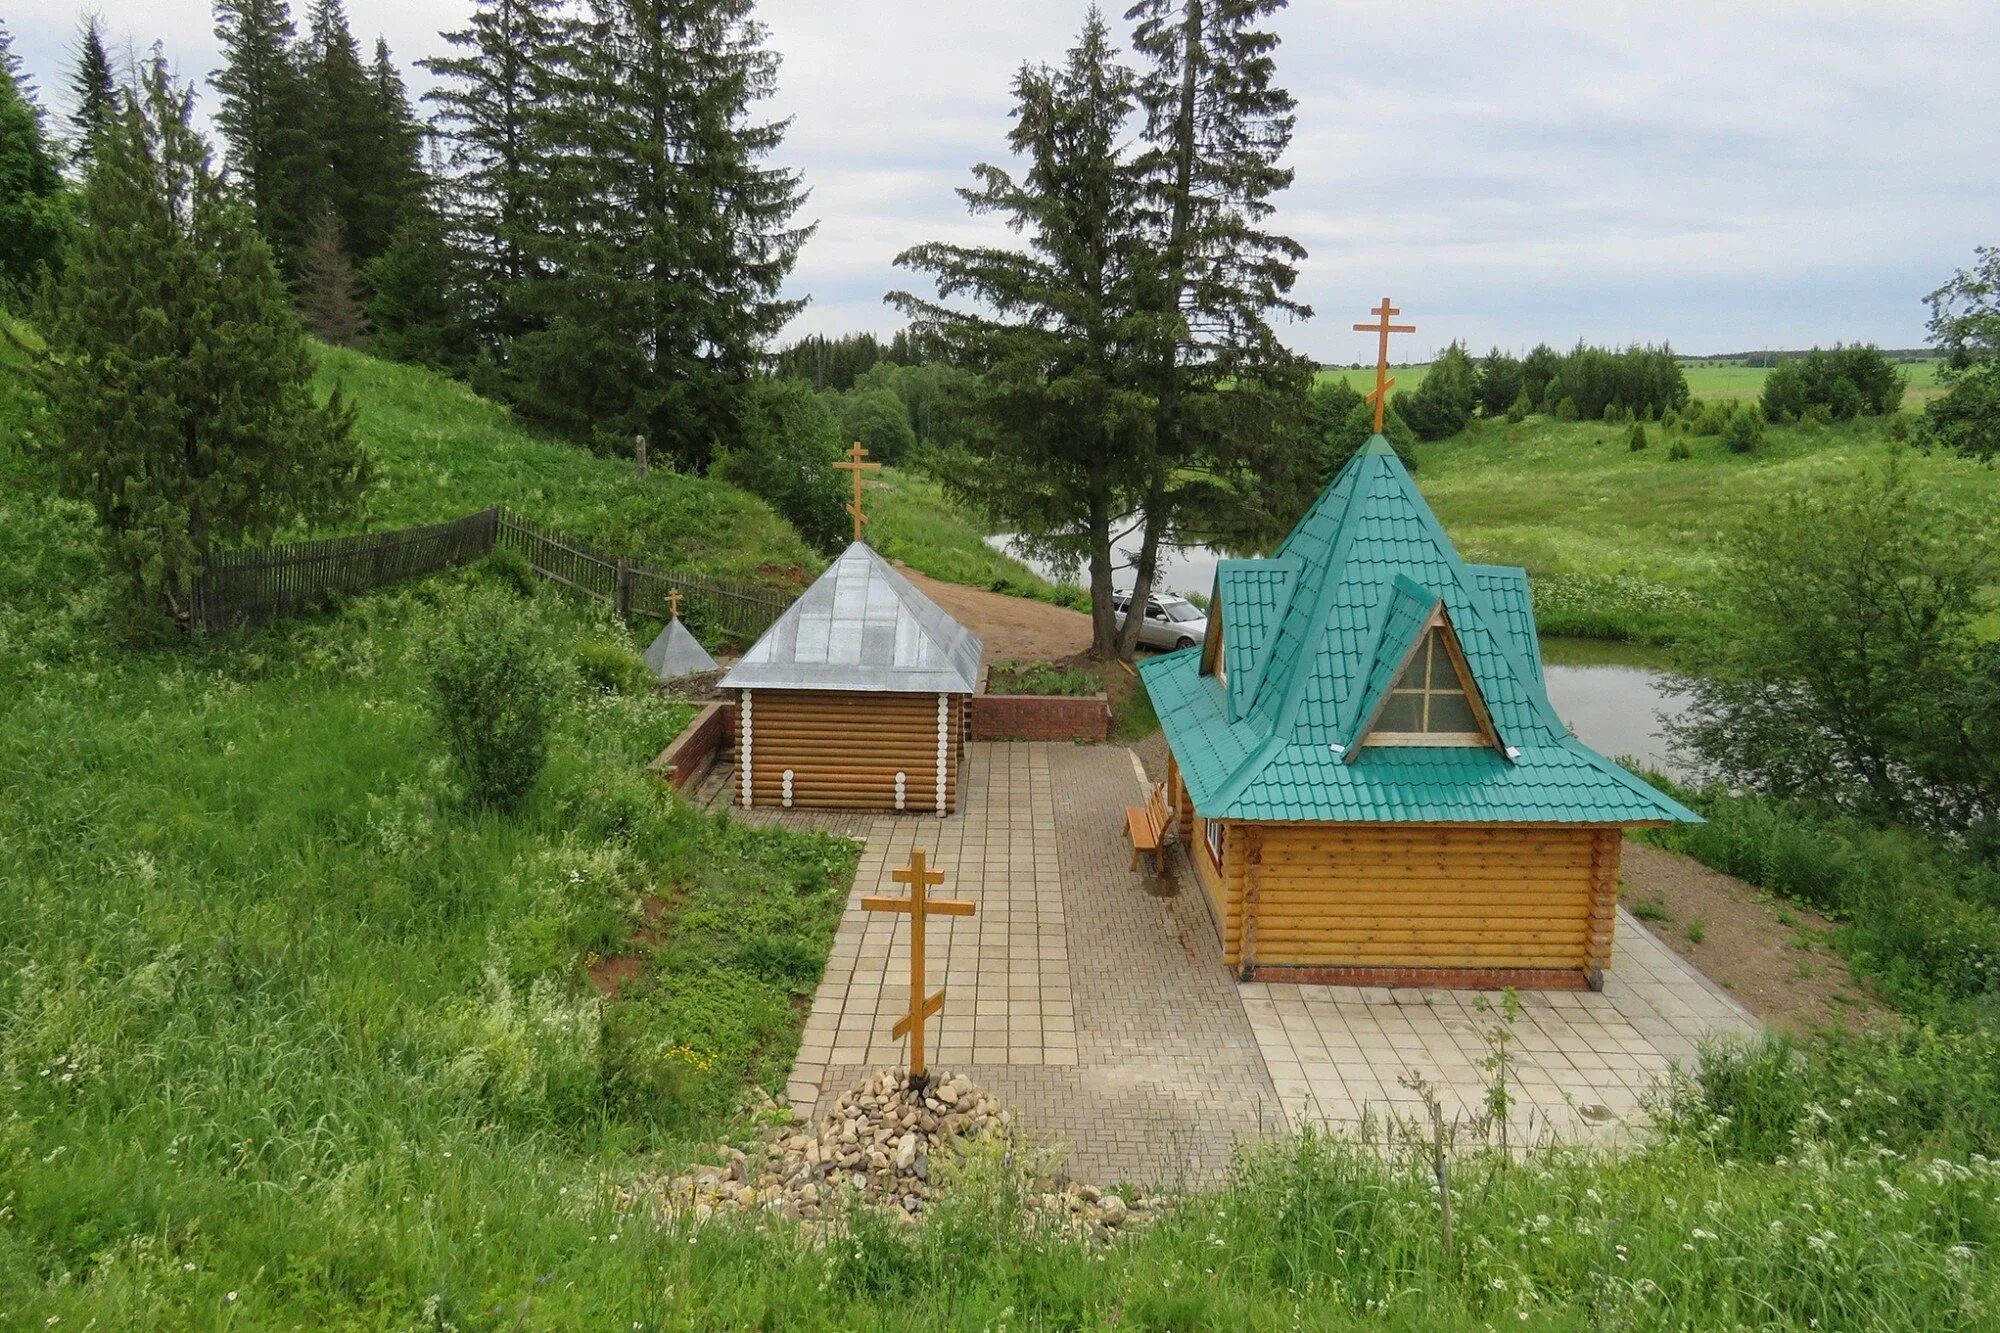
985 529 1225 600
1540 647 1689 779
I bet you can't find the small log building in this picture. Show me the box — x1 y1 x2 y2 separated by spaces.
1139 437 1699 990
720 543 983 815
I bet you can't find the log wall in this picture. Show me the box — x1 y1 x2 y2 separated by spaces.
1235 823 1614 981
738 689 966 813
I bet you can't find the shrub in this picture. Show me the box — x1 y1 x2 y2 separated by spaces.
482 547 539 599
1626 422 1648 451
424 588 565 810
1398 340 1479 440
1668 437 1692 461
1918 363 2000 462
1761 345 1905 420
1723 406 1764 452
574 639 652 695
1555 396 1579 421
716 378 847 551
1504 389 1530 424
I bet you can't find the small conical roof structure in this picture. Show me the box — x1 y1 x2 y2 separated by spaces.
644 616 718 680
720 542 983 693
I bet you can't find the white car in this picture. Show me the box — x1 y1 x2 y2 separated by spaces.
1112 591 1209 651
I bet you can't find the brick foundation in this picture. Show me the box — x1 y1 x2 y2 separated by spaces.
646 700 737 790
1246 963 1594 992
968 693 1109 743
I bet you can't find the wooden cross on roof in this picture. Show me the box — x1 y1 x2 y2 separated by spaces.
860 849 974 1079
667 587 682 620
1353 297 1416 434
833 441 882 544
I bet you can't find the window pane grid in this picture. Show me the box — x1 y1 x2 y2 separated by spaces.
1379 631 1480 736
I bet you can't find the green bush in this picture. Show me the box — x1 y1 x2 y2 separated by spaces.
1555 395 1579 421
1626 422 1648 451
1504 389 1530 423
424 588 566 809
575 638 652 695
1723 405 1764 453
1668 438 1692 461
482 546 540 598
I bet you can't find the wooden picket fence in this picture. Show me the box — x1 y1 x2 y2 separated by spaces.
190 505 790 639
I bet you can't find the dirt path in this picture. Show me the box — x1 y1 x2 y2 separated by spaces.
1620 840 1891 1037
896 564 1093 662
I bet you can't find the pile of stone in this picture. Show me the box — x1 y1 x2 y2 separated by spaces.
625 1069 1153 1236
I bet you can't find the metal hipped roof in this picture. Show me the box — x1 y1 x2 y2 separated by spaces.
719 542 984 694
643 617 718 679
1139 435 1700 826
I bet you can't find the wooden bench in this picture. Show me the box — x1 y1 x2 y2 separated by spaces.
1125 781 1174 872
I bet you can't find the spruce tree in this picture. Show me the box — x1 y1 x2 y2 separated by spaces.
893 9 1146 657
298 0 419 264
421 0 573 357
212 0 325 274
515 0 811 468
39 59 367 628
0 52 70 288
1116 0 1314 659
365 204 478 371
296 210 370 346
0 19 42 123
68 15 117 171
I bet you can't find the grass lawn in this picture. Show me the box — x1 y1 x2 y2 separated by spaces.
1318 358 1947 407
867 464 1083 605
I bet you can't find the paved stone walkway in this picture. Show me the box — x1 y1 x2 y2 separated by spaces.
1238 908 1759 1146
692 742 1757 1178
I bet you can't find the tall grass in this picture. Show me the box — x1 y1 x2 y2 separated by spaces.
314 343 821 585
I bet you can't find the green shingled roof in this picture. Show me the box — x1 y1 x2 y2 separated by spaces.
1140 436 1699 826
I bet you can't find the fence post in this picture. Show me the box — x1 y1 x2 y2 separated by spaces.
634 434 648 479
615 556 633 621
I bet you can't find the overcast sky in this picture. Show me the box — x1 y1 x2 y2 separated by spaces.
8 0 1995 360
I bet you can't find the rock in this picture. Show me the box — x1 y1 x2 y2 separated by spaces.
693 1202 713 1225
1099 1195 1129 1227
893 1131 919 1172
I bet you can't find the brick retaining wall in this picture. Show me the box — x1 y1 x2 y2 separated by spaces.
968 693 1110 743
647 700 737 790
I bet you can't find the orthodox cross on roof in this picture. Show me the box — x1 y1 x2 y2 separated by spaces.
1352 297 1416 434
668 587 682 620
860 849 975 1079
833 441 882 543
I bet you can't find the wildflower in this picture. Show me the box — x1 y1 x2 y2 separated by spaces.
1490 1277 1506 1290
1949 1245 1975 1262
226 1292 238 1303
1690 1227 1715 1241
183 1263 195 1272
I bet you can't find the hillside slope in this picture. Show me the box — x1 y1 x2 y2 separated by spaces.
316 345 819 586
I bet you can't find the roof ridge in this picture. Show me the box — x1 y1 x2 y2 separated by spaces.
1210 452 1388 809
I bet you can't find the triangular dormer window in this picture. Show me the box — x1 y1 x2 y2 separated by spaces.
1358 612 1501 750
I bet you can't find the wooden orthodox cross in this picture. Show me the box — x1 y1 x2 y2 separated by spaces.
832 441 882 543
1352 297 1417 434
860 849 975 1078
667 587 682 620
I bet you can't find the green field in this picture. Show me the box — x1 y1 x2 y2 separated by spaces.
1318 357 1949 406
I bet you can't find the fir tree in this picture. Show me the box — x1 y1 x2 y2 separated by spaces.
212 0 325 274
893 8 1147 657
0 18 42 123
365 204 478 371
39 58 367 628
515 0 812 469
298 0 420 263
68 15 117 171
296 211 370 346
0 51 70 288
1116 0 1314 658
421 0 573 356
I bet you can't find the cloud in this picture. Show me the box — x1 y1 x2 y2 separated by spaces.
11 0 1994 356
